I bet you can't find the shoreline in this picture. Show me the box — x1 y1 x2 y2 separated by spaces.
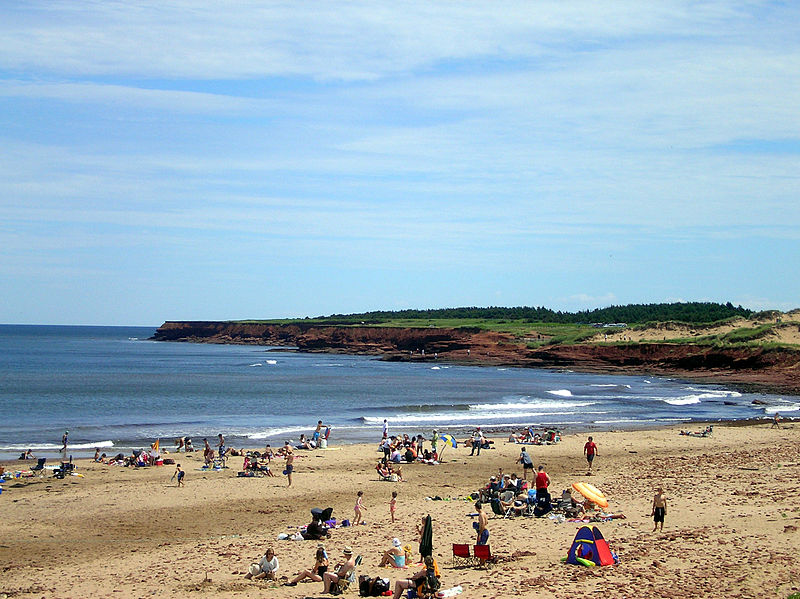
1 420 798 598
0 415 784 465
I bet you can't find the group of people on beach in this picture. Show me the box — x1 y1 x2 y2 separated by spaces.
243 519 440 599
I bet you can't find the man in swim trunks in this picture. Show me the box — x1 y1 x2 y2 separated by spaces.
473 501 489 545
583 436 598 473
651 486 667 531
313 420 325 441
283 440 294 487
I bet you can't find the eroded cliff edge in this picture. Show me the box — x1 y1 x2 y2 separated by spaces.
152 321 800 394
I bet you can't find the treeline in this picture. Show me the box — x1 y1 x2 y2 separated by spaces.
317 302 753 325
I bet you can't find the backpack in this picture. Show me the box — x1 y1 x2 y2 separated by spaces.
421 570 440 594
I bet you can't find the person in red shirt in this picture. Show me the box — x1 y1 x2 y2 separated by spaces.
535 465 551 503
583 436 598 474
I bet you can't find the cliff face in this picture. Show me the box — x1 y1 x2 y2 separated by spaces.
152 322 800 393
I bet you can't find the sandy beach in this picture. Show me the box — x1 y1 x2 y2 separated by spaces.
1 422 798 599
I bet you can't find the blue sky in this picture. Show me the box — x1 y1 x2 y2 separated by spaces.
1 1 798 325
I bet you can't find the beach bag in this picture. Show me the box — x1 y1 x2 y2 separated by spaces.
359 576 390 596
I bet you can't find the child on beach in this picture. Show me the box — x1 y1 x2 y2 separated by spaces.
171 464 185 487
390 490 397 523
651 487 667 531
354 490 366 525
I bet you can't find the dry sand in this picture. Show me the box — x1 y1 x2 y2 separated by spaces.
1 423 799 599
593 311 800 345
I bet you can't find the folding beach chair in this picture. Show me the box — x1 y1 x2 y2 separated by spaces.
31 457 46 475
490 497 513 519
452 544 474 567
331 554 362 595
473 544 494 569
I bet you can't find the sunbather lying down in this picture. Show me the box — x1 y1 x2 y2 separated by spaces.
680 425 712 437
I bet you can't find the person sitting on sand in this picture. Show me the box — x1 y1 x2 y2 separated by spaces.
203 438 214 465
285 545 328 586
376 460 391 478
184 438 194 452
390 448 403 463
20 449 34 460
378 538 406 568
387 462 403 481
322 546 356 594
244 547 279 580
391 556 439 599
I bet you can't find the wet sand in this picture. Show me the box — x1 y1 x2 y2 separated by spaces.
1 422 798 599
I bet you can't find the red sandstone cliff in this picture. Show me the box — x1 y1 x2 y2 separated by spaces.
152 322 800 393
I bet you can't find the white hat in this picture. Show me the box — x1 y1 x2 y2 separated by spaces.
392 538 401 547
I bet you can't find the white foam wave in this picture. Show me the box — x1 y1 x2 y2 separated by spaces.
684 388 741 398
362 410 594 424
0 440 114 451
265 360 277 365
249 363 263 367
430 366 441 370
763 403 800 414
246 426 307 440
468 400 597 411
547 389 573 397
664 396 701 406
664 390 740 406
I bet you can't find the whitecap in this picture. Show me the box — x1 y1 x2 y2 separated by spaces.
265 360 277 365
547 389 573 397
249 363 263 367
664 396 701 406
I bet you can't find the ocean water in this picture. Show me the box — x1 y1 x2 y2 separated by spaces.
0 324 794 460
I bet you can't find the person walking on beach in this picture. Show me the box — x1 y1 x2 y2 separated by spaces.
354 490 366 525
651 487 667 531
517 447 533 481
772 412 782 428
171 463 185 487
470 427 485 456
390 490 397 523
60 430 69 454
217 433 226 457
383 419 389 439
473 501 489 545
282 440 294 486
584 436 598 474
